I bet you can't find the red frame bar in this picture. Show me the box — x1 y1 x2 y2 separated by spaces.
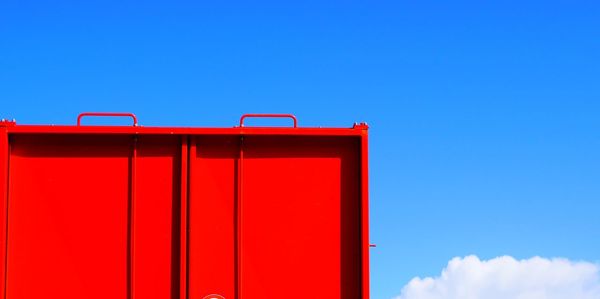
180 137 189 299
359 125 370 298
236 137 243 299
0 127 8 299
129 136 138 299
6 126 361 136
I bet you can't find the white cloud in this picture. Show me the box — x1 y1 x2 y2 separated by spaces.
395 255 600 299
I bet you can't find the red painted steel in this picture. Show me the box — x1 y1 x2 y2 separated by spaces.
240 136 361 298
77 112 138 126
130 136 137 299
359 123 371 299
0 124 9 299
0 114 369 299
236 137 243 299
188 137 238 299
239 114 298 128
7 125 362 136
133 136 181 299
180 137 189 299
7 135 131 299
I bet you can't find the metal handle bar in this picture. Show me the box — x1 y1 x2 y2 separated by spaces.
239 114 298 128
77 112 138 126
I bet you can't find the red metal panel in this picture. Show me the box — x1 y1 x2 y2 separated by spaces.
6 135 130 299
1 114 370 299
133 136 181 299
188 136 237 299
240 136 362 299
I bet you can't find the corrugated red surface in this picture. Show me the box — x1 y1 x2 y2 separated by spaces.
0 115 369 299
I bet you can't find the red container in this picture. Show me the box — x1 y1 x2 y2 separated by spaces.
0 113 370 299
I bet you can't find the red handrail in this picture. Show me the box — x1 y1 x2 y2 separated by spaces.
239 114 297 128
77 112 138 126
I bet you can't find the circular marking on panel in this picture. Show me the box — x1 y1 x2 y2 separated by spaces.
203 295 225 299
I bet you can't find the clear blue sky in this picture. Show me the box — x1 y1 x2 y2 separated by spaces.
2 1 600 298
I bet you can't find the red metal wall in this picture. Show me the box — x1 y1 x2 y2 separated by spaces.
239 136 361 298
189 136 237 298
0 116 369 299
7 135 131 299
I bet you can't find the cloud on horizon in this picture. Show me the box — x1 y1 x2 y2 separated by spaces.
396 255 600 299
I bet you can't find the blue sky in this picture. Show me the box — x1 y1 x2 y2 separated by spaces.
2 1 600 298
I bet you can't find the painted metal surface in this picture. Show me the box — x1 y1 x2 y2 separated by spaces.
0 113 369 299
